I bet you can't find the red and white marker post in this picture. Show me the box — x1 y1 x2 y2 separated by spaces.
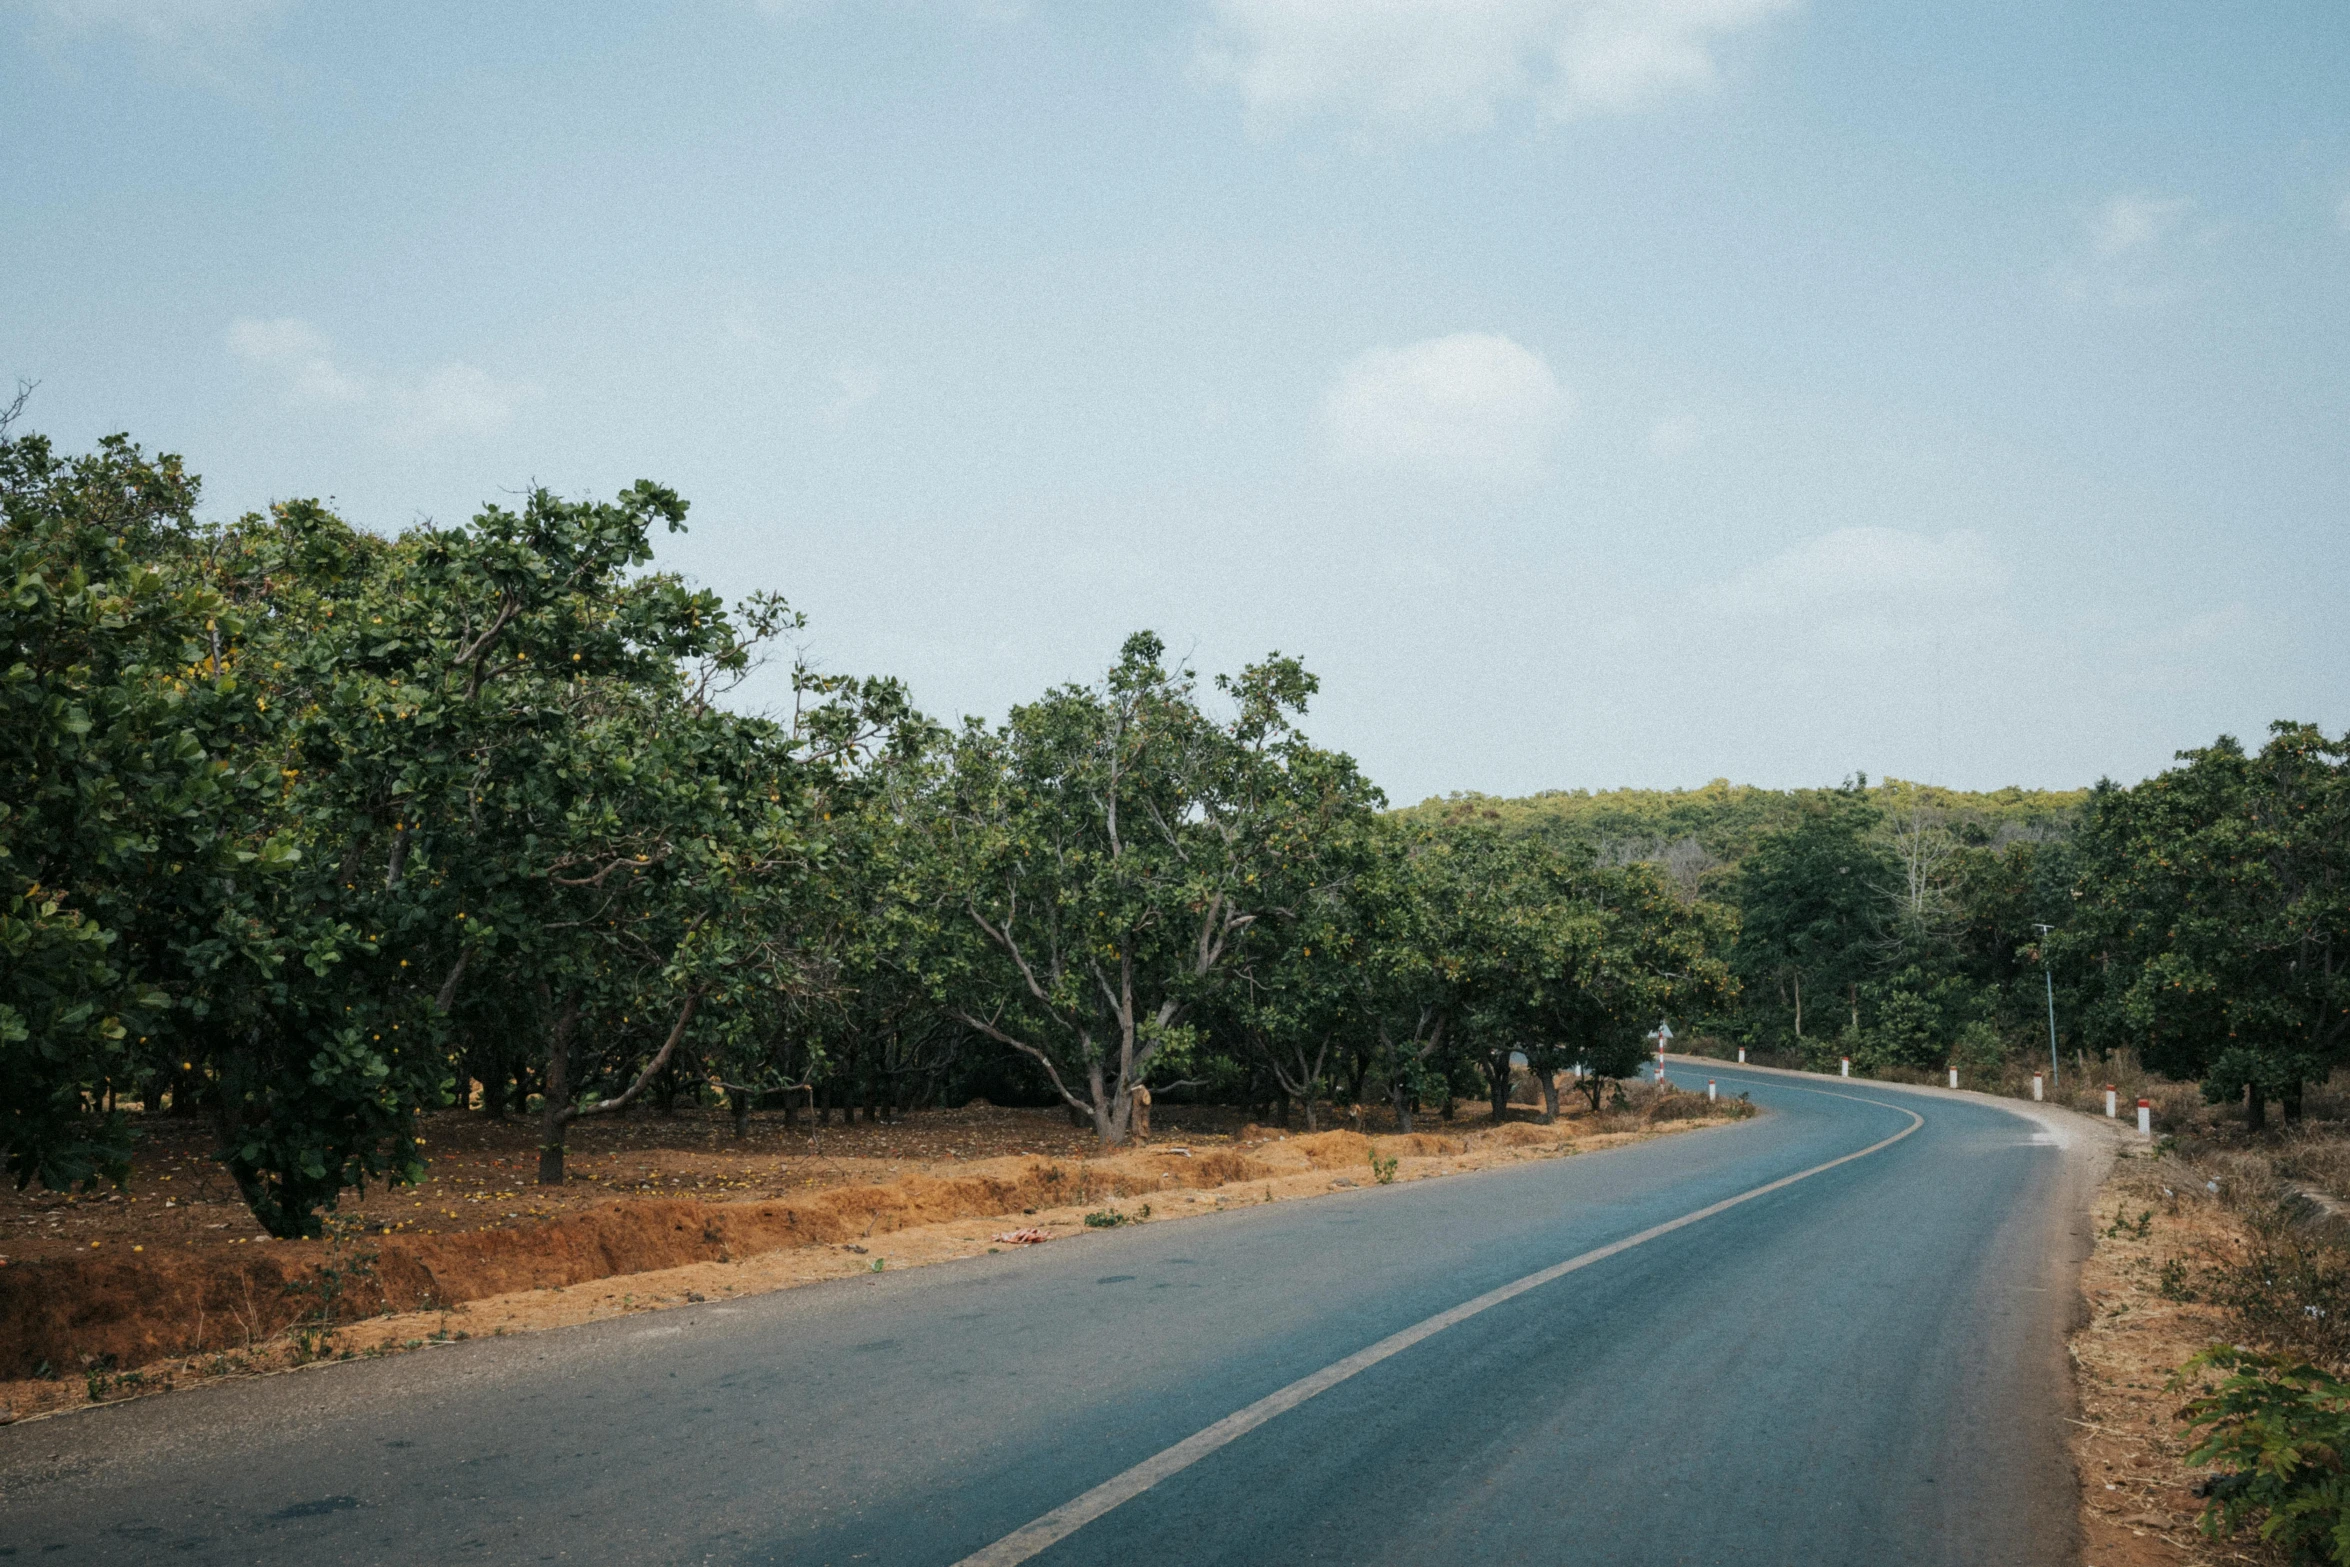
2137 1097 2153 1139
2032 1072 2044 1102
2104 1085 2118 1119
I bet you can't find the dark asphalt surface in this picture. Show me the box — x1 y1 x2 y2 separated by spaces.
0 1065 2106 1566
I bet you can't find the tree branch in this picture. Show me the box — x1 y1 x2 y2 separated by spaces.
574 987 705 1121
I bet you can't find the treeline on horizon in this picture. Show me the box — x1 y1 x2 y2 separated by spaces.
5 425 2345 1239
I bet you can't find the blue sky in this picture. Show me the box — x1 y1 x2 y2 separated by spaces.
6 1 2345 804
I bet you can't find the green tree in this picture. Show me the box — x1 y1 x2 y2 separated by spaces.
0 430 204 1186
1350 822 1477 1132
1439 830 1736 1120
937 633 1377 1145
1216 822 1379 1133
1730 782 1889 1057
2074 725 2350 1126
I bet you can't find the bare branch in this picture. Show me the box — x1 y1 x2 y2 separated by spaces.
574 987 706 1121
951 1007 1096 1113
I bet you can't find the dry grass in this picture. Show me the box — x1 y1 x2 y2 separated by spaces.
2068 1081 2350 1567
2070 1150 2245 1567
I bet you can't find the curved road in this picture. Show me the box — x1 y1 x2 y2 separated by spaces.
0 1065 2108 1565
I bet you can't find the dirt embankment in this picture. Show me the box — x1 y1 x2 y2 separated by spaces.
1 1097 1747 1421
0 1147 1267 1380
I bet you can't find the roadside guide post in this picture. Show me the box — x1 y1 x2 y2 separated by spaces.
2105 1085 2117 1119
1840 1057 1850 1078
1948 1067 1959 1089
1737 1047 1746 1063
1708 1079 1717 1102
1649 1020 1673 1086
2137 1098 2153 1139
2032 1072 2044 1102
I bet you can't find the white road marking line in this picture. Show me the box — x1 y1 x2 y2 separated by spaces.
953 1091 1925 1567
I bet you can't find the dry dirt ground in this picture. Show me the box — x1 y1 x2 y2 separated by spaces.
0 1089 1745 1424
2071 1148 2262 1567
0 1099 1152 1266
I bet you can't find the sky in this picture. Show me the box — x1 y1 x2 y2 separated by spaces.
5 1 2346 806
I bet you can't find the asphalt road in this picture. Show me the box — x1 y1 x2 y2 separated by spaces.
0 1064 2108 1566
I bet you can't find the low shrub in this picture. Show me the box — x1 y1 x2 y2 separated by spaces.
1645 1091 1755 1124
2200 1204 2350 1365
2175 1347 2350 1563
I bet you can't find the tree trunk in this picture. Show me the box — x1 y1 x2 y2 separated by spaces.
1487 1052 1511 1123
730 1085 751 1139
2284 1079 2304 1124
1087 1060 1122 1145
1538 1071 1560 1125
1392 1082 1416 1134
2247 1082 2268 1133
537 995 582 1185
1793 972 1803 1040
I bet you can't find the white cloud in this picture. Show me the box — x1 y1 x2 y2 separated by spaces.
2174 601 2249 650
1688 527 2006 655
227 316 368 405
753 0 1028 21
1646 413 1699 458
1196 0 1796 134
388 363 531 444
824 362 882 424
1322 332 1569 481
1704 526 2003 607
24 0 290 83
227 317 531 443
2088 193 2191 259
2057 193 2198 309
33 0 286 45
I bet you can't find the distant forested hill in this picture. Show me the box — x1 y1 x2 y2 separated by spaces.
1390 778 2088 894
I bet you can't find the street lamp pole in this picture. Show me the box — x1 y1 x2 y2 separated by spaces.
2034 922 2059 1091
